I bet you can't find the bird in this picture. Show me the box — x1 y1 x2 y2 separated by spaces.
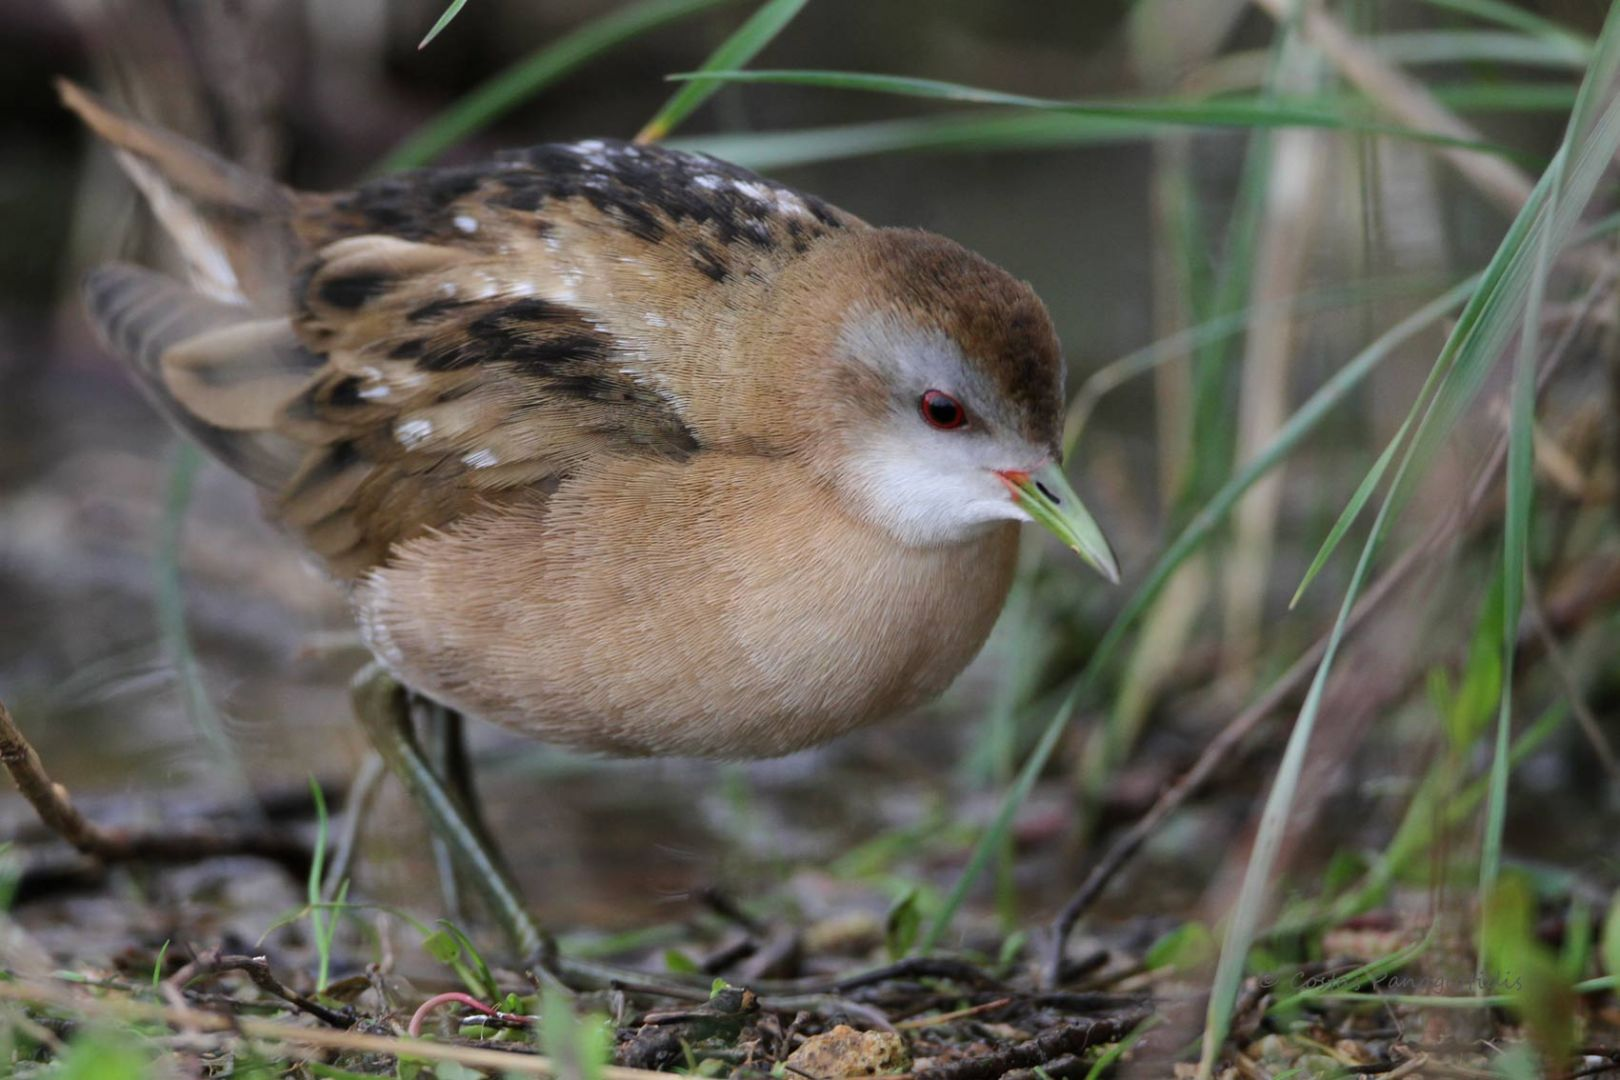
60 78 1117 952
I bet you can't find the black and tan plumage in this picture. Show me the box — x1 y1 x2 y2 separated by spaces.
63 78 1117 765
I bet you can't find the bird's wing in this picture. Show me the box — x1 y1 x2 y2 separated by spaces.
65 75 853 576
265 231 703 575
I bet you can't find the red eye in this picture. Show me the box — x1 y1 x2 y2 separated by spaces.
920 389 966 430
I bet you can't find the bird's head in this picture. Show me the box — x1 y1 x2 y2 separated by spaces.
758 227 1118 582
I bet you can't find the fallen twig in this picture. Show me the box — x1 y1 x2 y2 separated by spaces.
165 948 353 1029
911 1007 1152 1080
0 696 309 872
0 976 677 1078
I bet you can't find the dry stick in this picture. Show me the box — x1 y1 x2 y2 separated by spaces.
0 698 105 852
0 977 677 1079
1043 258 1617 987
1248 0 1534 216
0 697 306 868
172 948 354 1029
910 1006 1154 1080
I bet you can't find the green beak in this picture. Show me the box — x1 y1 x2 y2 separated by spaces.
1001 462 1120 584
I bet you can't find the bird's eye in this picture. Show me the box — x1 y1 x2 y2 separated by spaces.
920 389 966 430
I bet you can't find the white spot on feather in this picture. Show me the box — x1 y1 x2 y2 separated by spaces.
394 418 434 448
357 368 392 400
644 312 669 328
772 190 809 216
462 448 499 469
453 214 479 234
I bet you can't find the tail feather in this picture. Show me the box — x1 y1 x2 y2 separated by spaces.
58 77 296 306
67 80 319 492
83 264 309 487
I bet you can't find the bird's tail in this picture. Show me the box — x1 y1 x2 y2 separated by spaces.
58 78 298 305
61 79 314 488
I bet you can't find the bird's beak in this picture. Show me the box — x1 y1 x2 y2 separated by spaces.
998 462 1120 584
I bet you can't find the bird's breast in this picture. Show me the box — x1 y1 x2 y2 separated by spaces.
356 453 1019 758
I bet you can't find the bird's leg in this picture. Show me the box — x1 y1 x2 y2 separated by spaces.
414 696 467 924
413 696 504 926
350 663 551 965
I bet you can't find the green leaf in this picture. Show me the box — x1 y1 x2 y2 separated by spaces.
1321 849 1368 895
155 443 244 783
1289 417 1405 606
1144 921 1217 973
1268 935 1430 1016
435 919 498 1000
54 1032 155 1080
1561 900 1592 980
378 0 737 172
637 0 813 143
1366 29 1589 69
150 939 169 990
884 887 922 960
307 775 338 991
1490 1045 1541 1080
1418 0 1594 54
1484 879 1578 1066
422 929 461 966
997 929 1029 970
1207 9 1620 1070
1449 575 1507 752
418 0 470 50
1479 0 1620 968
668 70 1527 156
663 947 700 974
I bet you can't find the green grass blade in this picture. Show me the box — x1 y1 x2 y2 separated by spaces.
1063 276 1447 453
1197 441 1404 1076
917 279 1475 954
307 776 333 991
1289 422 1406 607
669 109 1163 168
155 443 252 793
1294 159 1557 605
636 0 812 143
667 89 1572 174
1432 82 1579 114
668 70 1528 156
419 0 470 50
1369 30 1589 69
1203 4 1620 1062
1417 0 1593 52
1268 933 1432 1014
378 0 737 172
1478 0 1620 978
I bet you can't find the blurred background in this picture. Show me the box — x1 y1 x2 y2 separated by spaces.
1 0 1618 995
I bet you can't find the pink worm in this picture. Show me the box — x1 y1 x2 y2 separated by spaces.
407 991 533 1037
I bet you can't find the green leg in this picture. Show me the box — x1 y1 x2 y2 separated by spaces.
416 696 468 924
351 663 551 966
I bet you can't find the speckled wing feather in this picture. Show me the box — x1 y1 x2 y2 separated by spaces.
272 141 858 574
63 76 860 577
